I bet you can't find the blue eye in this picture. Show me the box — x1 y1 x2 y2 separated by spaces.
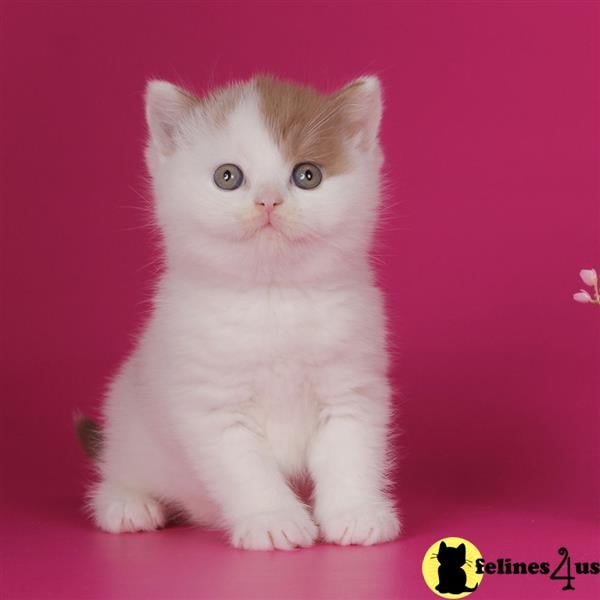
214 164 244 190
292 163 322 189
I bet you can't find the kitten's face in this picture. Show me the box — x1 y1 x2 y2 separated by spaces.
145 75 383 280
438 542 467 567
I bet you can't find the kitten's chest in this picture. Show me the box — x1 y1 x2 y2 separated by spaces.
188 286 356 365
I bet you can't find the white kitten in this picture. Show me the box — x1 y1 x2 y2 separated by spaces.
84 74 400 550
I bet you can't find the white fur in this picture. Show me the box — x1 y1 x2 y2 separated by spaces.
89 76 400 549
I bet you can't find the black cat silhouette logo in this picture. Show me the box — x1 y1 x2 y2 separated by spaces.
422 537 484 597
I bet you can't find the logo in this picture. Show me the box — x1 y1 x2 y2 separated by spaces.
422 537 484 598
423 538 600 595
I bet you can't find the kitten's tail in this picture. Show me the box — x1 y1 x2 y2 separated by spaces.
74 413 103 460
464 584 479 592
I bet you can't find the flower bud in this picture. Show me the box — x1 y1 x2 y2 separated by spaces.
580 269 598 287
573 290 593 303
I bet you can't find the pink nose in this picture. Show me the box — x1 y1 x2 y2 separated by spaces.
255 197 283 212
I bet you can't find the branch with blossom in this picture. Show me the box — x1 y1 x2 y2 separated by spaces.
573 269 599 305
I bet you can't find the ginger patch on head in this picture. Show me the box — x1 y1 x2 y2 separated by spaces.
254 75 364 176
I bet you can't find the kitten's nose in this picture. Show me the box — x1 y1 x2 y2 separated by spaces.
254 196 284 212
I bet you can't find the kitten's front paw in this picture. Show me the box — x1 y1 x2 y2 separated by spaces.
317 502 401 546
230 506 318 551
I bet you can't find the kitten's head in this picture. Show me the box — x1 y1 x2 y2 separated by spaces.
145 74 384 282
437 542 467 567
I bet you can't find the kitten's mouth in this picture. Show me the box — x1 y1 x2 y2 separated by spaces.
257 214 279 232
242 213 299 242
239 216 281 241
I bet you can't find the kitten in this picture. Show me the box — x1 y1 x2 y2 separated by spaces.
83 74 400 550
435 542 479 593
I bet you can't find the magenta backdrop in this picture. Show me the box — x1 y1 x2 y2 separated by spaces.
1 2 598 599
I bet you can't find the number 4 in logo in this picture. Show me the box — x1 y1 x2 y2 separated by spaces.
551 547 575 591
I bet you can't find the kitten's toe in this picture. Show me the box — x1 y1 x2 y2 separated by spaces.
230 506 318 551
89 481 166 533
317 502 401 546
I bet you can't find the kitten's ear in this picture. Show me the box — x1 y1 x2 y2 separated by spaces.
145 80 198 155
458 543 466 556
439 541 447 551
336 75 383 149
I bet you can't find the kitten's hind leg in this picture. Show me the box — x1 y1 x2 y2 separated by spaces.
89 480 167 533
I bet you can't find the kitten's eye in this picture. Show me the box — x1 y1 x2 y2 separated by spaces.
214 164 244 190
292 163 322 190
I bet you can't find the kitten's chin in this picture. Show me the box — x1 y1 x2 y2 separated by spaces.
253 224 293 244
255 224 312 245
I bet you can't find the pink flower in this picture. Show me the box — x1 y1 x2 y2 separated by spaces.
580 269 598 287
573 290 594 303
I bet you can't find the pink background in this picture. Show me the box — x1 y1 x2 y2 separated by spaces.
1 1 598 599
